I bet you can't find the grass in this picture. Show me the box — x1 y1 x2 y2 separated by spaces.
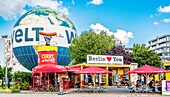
0 86 12 93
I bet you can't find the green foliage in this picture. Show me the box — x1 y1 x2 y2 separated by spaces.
21 81 29 90
131 44 161 67
0 66 4 79
0 66 13 88
13 71 32 89
69 30 114 64
13 82 20 93
13 71 31 82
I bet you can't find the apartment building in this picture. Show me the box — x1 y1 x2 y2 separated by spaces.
0 35 29 72
0 35 11 67
148 35 170 62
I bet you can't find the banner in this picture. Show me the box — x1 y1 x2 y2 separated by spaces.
12 25 77 48
38 51 57 65
166 81 170 91
87 55 123 64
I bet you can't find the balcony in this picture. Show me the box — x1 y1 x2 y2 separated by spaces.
157 50 163 54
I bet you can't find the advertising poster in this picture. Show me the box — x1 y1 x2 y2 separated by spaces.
38 51 57 65
166 81 170 91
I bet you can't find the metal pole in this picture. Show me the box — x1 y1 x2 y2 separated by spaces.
5 58 8 86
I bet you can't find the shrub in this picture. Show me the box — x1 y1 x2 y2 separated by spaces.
21 81 29 90
12 82 20 93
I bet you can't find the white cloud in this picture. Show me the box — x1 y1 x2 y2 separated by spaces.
154 21 159 25
0 0 69 21
90 23 113 36
89 23 134 45
162 18 170 23
113 30 134 46
88 0 103 5
158 5 170 13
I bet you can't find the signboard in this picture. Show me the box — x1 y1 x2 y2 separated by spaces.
87 55 123 64
12 25 77 48
38 51 57 65
37 46 58 51
166 81 170 91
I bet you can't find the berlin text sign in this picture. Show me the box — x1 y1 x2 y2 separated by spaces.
87 55 123 64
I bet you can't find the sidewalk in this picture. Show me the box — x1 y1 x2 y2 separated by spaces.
19 86 163 96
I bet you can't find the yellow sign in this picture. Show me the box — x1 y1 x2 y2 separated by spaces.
162 61 170 66
37 46 58 51
42 54 54 58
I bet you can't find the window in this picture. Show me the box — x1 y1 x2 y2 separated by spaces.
159 38 166 43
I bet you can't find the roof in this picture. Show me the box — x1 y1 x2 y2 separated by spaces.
148 34 170 43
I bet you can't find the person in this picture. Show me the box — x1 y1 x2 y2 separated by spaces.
141 75 144 85
135 80 142 92
154 81 159 92
53 76 57 85
114 74 119 86
109 76 112 86
125 79 135 92
53 76 59 91
35 76 40 86
88 75 92 83
158 78 163 92
149 79 155 92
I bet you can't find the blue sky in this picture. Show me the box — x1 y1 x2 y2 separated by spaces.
0 0 170 47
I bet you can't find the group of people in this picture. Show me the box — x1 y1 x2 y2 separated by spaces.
124 75 163 93
148 78 162 92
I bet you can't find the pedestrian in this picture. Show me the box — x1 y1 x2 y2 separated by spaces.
115 74 120 88
141 75 144 85
109 76 112 86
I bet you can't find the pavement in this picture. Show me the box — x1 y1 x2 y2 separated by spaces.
0 86 168 97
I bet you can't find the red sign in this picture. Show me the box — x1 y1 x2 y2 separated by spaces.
38 51 57 65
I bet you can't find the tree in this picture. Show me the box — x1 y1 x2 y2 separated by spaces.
13 71 31 83
131 44 161 67
0 66 13 88
13 71 32 89
104 46 133 64
69 30 114 64
0 66 4 87
0 66 3 79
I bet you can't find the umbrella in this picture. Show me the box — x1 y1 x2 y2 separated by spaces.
126 65 167 74
32 65 67 73
32 65 67 89
74 66 112 87
66 65 81 71
74 66 112 74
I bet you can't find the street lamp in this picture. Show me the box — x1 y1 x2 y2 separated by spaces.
5 57 10 86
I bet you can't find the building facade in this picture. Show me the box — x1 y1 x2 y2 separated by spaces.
0 37 5 67
148 35 170 62
0 35 30 72
125 47 132 53
0 36 11 67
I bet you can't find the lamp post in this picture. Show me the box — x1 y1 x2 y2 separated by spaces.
5 57 8 86
5 57 10 86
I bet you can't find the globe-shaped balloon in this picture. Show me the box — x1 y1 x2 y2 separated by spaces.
12 8 77 70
